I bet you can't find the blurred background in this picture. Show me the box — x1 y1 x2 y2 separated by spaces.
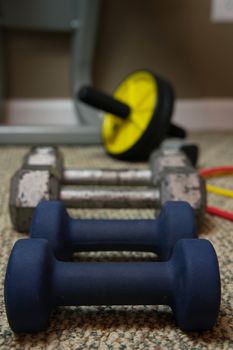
5 0 233 98
1 0 233 129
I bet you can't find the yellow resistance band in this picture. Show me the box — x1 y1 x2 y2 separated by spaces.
207 184 233 199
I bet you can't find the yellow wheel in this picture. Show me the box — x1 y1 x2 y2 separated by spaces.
79 70 178 161
103 71 155 156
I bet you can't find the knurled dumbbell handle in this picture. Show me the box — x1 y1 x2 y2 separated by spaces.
60 188 160 208
54 261 172 306
63 169 152 186
67 219 159 252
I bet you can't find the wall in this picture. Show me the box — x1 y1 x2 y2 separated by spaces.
4 0 233 99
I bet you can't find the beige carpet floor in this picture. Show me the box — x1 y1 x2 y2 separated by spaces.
0 132 232 349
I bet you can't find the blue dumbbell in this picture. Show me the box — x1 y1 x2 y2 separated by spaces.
30 200 197 260
4 238 221 333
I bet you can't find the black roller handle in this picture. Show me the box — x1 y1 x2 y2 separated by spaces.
168 124 187 139
78 85 187 140
181 144 199 167
78 86 130 119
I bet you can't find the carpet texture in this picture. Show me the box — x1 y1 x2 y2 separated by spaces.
0 132 232 349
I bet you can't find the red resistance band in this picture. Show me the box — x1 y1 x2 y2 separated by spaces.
199 166 233 221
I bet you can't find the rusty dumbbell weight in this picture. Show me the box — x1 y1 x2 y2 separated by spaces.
9 143 205 232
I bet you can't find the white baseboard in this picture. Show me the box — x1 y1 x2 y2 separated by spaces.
5 98 233 130
6 99 78 125
174 99 233 130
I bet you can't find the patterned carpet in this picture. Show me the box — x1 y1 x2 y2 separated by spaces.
0 132 232 349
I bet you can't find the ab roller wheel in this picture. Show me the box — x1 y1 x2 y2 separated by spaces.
79 70 186 161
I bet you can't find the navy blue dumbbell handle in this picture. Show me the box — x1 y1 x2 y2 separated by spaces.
54 261 172 306
69 219 159 252
78 86 131 119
